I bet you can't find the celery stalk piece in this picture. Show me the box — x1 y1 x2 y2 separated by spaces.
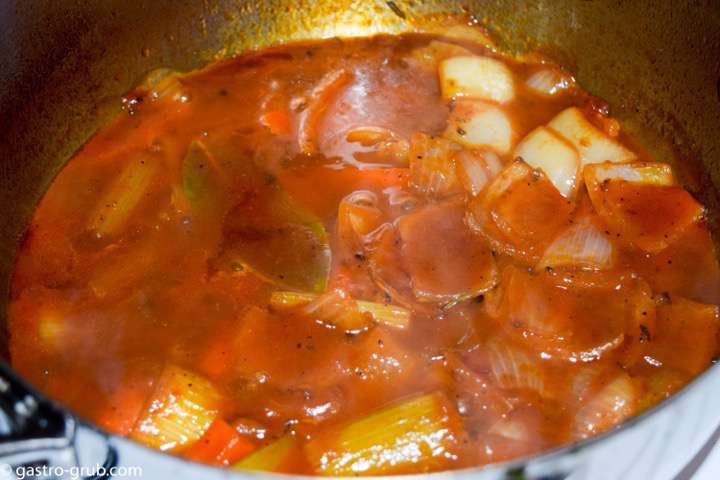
270 291 410 329
305 392 460 476
87 151 159 238
131 366 221 452
233 436 297 472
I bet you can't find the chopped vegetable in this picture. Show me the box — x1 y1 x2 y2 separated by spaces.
270 291 410 329
454 148 502 196
233 436 297 472
487 339 545 395
302 288 373 334
547 107 636 166
87 151 159 238
410 41 474 69
492 267 652 364
574 374 638 438
444 100 513 154
409 133 463 198
439 56 515 103
647 295 720 376
305 392 461 475
525 68 575 96
539 217 615 270
586 161 674 185
299 69 353 154
336 190 384 254
346 126 410 166
514 126 580 197
217 187 331 293
131 366 221 452
397 201 498 303
585 162 703 252
184 419 256 466
467 159 575 264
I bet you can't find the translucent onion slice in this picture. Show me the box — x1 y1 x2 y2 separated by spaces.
574 374 638 438
526 68 575 96
494 267 653 365
439 56 515 103
514 127 580 198
445 100 514 154
585 161 674 186
336 190 384 255
547 107 636 166
269 291 410 329
584 162 703 253
410 40 474 69
467 160 576 264
302 288 373 334
647 295 720 376
454 148 503 196
486 339 546 395
397 201 498 303
409 133 463 198
298 69 353 154
539 217 614 270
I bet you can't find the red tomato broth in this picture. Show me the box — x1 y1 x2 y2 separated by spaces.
7 30 720 475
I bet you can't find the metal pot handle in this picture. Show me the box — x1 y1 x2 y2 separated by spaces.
0 362 115 480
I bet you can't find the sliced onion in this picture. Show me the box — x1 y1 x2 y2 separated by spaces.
303 288 373 335
487 339 546 395
409 133 463 198
445 100 513 154
410 40 474 69
539 217 614 270
547 107 636 166
585 162 674 186
467 159 576 264
526 68 575 96
454 149 502 196
298 69 353 155
574 374 638 438
439 56 515 103
514 127 580 198
584 162 702 253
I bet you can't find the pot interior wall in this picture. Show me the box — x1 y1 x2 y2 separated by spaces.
1 0 719 357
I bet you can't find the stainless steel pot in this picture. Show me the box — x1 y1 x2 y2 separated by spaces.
1 1 719 478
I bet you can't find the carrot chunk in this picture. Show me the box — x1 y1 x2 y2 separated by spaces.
184 419 256 466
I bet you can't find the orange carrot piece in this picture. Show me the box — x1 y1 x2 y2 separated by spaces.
184 419 256 466
260 110 291 136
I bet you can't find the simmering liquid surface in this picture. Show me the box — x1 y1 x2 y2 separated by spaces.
8 30 720 475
